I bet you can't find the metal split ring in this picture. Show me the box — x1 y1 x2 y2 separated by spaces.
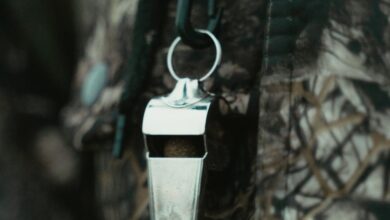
167 29 222 82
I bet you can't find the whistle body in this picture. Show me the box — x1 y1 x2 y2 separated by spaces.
142 80 214 220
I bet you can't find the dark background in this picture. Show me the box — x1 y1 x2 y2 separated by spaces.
0 1 95 219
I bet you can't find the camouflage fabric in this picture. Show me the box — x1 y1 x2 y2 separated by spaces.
63 0 390 219
257 0 390 219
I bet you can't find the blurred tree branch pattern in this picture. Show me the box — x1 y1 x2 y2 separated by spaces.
258 0 390 219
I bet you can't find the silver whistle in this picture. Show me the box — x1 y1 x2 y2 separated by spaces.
142 78 213 220
142 29 222 220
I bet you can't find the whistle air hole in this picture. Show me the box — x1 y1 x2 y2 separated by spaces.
146 136 205 158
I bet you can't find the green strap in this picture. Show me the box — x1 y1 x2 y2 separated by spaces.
113 0 162 158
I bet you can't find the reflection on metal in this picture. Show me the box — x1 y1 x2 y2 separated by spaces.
167 30 222 81
162 78 208 108
142 78 214 220
147 155 206 220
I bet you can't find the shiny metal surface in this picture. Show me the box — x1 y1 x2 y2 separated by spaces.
162 78 208 108
142 79 213 136
142 80 213 219
142 98 212 135
143 36 220 219
167 29 222 82
147 154 206 220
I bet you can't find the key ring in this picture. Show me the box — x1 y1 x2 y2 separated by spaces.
167 29 222 82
